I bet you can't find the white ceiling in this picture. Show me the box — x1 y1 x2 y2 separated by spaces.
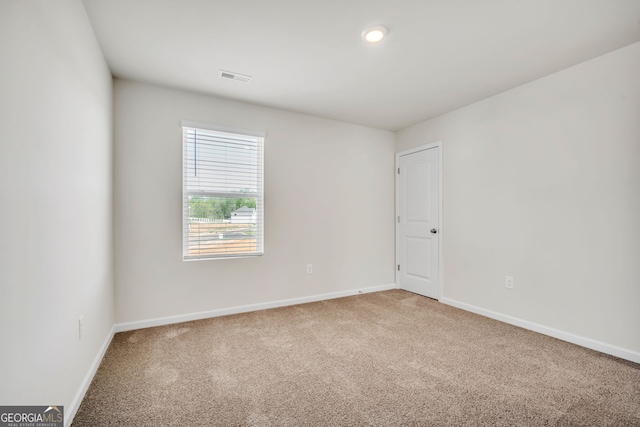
83 0 640 131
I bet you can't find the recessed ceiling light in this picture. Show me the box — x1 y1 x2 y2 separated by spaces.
362 25 388 43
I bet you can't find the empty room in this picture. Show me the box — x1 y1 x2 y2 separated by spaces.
1 0 639 426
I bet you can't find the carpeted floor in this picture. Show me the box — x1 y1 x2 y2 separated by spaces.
72 290 640 426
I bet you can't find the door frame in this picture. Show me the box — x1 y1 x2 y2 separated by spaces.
395 141 443 299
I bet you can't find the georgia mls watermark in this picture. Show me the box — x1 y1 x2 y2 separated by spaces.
0 406 63 427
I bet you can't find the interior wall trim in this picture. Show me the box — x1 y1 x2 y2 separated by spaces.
441 297 640 364
114 284 398 333
66 325 115 427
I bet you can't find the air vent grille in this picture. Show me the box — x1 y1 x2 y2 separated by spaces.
219 70 252 83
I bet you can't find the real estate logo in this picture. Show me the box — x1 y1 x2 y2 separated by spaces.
0 406 63 427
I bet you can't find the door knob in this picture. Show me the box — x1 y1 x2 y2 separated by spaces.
430 228 438 234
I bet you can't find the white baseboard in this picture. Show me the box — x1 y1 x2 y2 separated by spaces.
114 284 397 333
65 325 115 427
65 284 395 426
440 297 640 364
65 286 636 427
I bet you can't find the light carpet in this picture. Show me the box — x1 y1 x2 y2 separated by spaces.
72 290 640 426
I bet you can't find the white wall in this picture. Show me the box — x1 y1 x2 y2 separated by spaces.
397 42 640 355
113 80 395 324
0 0 114 415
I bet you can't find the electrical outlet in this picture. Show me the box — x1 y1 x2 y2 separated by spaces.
306 264 313 274
78 315 84 340
505 276 514 290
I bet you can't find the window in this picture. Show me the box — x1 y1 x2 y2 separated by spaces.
182 121 264 260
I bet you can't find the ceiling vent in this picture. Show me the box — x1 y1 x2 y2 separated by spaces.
218 70 252 83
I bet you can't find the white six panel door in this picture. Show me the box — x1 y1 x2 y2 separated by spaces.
398 147 440 299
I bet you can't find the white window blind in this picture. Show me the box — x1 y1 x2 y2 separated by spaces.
182 123 264 260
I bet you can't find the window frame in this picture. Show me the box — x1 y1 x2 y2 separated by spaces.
181 120 264 261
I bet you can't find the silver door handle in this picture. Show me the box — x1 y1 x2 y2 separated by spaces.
430 228 438 234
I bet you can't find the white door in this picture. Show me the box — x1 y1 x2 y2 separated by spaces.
397 146 440 299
